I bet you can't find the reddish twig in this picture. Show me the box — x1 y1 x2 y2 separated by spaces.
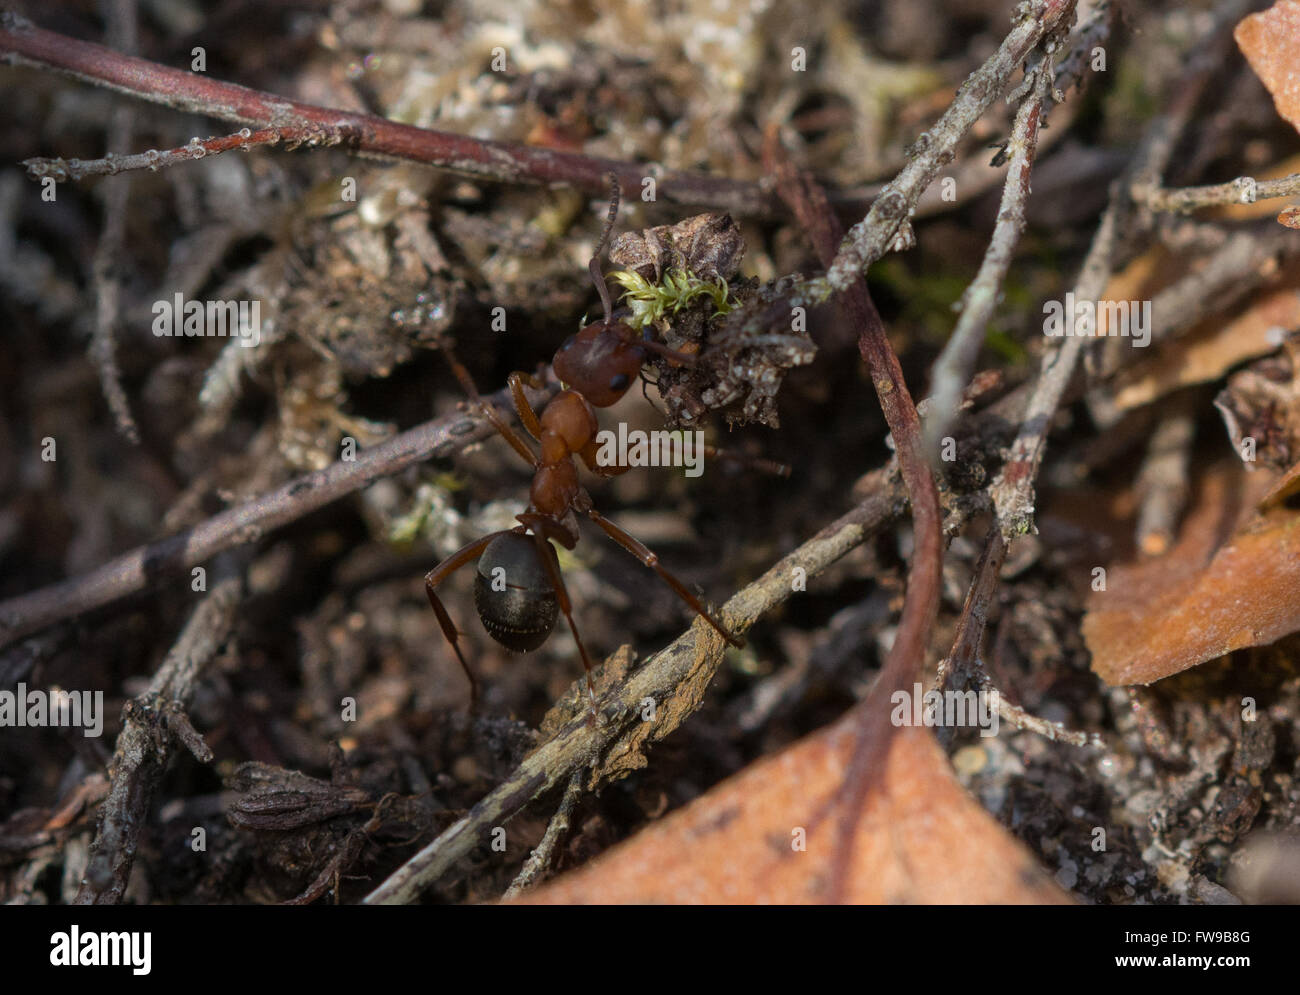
25 124 348 183
764 132 943 902
0 12 779 215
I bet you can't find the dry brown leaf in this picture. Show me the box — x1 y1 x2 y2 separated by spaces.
1236 1 1300 134
1085 463 1300 686
512 718 1071 904
1113 271 1300 410
1260 458 1300 510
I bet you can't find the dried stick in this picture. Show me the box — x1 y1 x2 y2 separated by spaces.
979 670 1099 746
763 133 942 902
951 5 1246 732
0 376 560 651
824 0 1078 293
1134 392 1195 556
989 0 1240 537
1136 172 1300 213
26 124 343 182
502 768 586 899
363 480 908 904
88 0 139 444
925 59 1054 458
830 0 1111 221
75 575 242 904
0 13 777 216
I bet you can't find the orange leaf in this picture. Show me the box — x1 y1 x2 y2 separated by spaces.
513 719 1070 905
1112 272 1300 410
1236 1 1300 134
1084 463 1300 685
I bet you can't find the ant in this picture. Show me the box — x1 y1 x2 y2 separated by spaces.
425 174 744 722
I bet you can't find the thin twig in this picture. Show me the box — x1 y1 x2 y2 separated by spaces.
926 58 1054 458
764 132 943 903
826 0 1111 221
88 0 139 444
1134 391 1195 556
502 767 586 899
0 13 779 216
1136 172 1300 213
978 670 1099 746
824 0 1078 293
955 5 1246 734
363 480 908 904
0 376 560 651
26 124 345 182
75 574 242 904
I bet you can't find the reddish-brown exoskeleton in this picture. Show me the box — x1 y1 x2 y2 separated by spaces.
425 175 744 722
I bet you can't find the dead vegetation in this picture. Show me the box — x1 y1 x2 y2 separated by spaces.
2 0 1300 906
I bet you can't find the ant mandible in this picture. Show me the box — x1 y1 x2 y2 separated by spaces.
426 174 744 722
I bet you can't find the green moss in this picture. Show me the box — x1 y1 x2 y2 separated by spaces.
610 268 735 330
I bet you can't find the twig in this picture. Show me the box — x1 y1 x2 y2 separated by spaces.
764 132 943 903
824 0 1078 293
989 6 1232 537
1136 172 1300 213
1133 392 1195 556
502 767 586 899
926 58 1054 458
0 376 560 651
1083 0 1262 417
88 0 139 444
75 574 242 904
25 124 345 183
362 480 908 904
825 0 1111 221
0 13 778 216
979 671 1099 746
934 529 1097 748
954 6 1246 739
937 527 1009 693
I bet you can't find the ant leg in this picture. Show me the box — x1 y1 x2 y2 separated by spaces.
584 508 745 649
506 371 546 440
523 527 600 724
437 341 539 469
425 531 510 708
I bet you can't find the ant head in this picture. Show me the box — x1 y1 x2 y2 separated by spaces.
553 322 643 407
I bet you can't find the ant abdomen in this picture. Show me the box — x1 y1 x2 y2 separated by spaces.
473 532 560 653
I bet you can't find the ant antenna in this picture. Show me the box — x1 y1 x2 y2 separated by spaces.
588 172 620 323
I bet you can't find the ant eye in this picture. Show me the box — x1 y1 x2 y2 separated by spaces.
609 373 630 392
560 335 576 352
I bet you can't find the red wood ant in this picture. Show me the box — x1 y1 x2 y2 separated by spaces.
426 175 744 721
